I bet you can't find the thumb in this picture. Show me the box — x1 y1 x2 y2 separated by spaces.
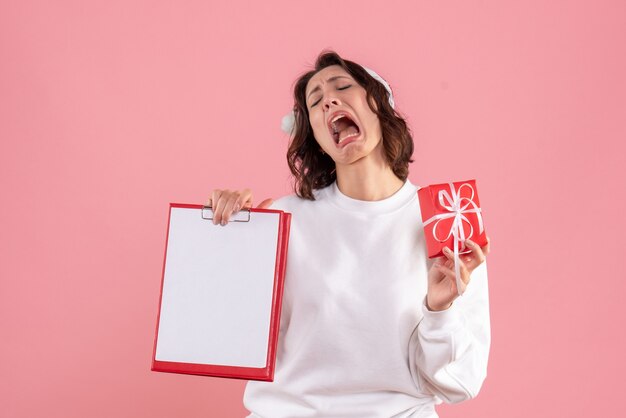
256 198 274 209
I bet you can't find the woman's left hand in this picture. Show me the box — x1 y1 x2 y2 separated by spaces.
426 236 491 311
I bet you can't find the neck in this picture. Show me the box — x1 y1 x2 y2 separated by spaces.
334 145 405 201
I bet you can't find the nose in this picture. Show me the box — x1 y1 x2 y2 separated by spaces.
323 96 341 111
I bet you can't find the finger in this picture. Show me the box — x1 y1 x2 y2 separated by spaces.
213 189 234 225
256 198 273 209
435 263 454 278
442 247 470 274
211 190 224 225
458 248 479 273
232 189 253 213
221 189 255 225
431 257 448 282
443 257 455 269
221 192 244 224
437 260 471 289
465 239 486 264
441 247 453 265
442 246 464 263
435 264 464 291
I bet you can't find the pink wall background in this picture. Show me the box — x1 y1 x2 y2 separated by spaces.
1 1 624 417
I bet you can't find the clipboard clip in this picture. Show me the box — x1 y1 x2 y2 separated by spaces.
201 206 251 222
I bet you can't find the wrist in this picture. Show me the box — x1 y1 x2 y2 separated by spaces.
426 297 453 312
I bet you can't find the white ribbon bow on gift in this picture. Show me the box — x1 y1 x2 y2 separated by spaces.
422 182 484 296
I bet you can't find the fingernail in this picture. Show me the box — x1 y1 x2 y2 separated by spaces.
234 204 240 212
465 239 474 246
443 247 451 253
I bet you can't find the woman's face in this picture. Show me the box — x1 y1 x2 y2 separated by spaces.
305 65 384 166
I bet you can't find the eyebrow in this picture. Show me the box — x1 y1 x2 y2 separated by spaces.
306 75 352 101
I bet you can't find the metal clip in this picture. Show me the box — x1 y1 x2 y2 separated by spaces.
201 206 251 222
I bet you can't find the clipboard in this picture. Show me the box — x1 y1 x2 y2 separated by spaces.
152 203 291 381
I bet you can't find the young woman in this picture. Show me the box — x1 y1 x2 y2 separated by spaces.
208 51 491 418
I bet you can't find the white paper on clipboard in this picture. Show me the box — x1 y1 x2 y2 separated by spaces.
152 204 291 380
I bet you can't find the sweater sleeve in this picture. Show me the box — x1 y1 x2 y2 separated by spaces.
408 259 491 404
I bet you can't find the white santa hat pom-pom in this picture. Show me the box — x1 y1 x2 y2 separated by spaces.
281 110 296 135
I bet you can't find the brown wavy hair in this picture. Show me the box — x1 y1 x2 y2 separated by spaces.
286 50 415 200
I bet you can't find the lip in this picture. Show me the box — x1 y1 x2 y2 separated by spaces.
336 131 363 149
326 110 362 143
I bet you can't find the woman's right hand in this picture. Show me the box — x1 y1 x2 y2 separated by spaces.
207 188 274 225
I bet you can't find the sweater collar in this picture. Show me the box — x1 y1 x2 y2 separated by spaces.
322 178 418 214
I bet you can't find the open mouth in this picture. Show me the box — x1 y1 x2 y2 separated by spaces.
328 113 361 145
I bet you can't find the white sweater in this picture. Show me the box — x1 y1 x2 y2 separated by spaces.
243 179 490 418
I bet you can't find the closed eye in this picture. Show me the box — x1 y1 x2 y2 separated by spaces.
310 85 352 107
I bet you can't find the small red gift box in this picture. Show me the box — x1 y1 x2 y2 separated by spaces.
418 179 487 259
